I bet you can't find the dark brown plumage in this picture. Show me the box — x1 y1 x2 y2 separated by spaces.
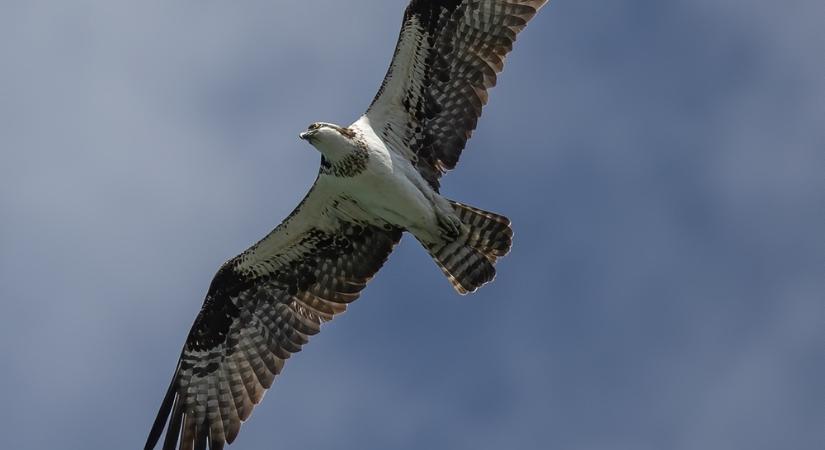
146 1 547 448
145 215 401 450
368 0 548 189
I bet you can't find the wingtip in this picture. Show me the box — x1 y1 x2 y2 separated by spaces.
146 363 183 450
145 378 176 449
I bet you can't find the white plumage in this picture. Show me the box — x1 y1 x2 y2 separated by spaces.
146 2 547 449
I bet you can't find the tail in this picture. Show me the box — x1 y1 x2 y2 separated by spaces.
422 200 513 294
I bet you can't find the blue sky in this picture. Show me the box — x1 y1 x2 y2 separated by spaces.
1 1 822 449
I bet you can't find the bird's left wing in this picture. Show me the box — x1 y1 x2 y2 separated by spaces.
360 0 548 189
145 180 402 450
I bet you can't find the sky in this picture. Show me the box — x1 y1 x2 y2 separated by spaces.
0 1 823 449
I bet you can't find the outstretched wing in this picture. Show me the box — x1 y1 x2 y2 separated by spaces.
361 0 548 189
145 179 402 450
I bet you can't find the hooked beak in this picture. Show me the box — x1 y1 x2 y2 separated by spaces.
299 131 310 140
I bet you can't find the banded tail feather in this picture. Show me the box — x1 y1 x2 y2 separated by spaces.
424 201 513 294
146 0 550 447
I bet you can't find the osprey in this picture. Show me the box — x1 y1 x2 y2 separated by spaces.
146 1 548 448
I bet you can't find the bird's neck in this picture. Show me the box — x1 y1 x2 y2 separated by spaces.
319 147 369 178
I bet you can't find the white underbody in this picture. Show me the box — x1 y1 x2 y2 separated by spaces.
240 117 460 271
320 117 454 243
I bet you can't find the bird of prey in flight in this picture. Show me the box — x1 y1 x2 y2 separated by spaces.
146 1 548 448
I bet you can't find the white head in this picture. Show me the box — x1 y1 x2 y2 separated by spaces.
299 122 359 162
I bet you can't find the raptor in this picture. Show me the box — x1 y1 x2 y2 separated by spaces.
146 1 548 448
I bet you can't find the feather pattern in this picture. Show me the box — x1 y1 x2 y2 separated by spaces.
364 0 548 189
147 2 551 448
145 182 402 450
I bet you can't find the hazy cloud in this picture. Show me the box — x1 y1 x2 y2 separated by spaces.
1 1 821 449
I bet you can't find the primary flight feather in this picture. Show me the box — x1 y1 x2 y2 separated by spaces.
145 1 549 449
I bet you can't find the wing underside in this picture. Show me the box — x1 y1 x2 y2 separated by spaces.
147 1 551 448
363 0 548 189
145 182 402 450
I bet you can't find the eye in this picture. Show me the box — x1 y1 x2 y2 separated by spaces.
309 123 320 131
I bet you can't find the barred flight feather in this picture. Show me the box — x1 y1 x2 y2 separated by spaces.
365 0 549 189
145 186 402 450
147 1 548 448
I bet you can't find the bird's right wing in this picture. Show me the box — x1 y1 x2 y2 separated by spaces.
145 178 402 450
